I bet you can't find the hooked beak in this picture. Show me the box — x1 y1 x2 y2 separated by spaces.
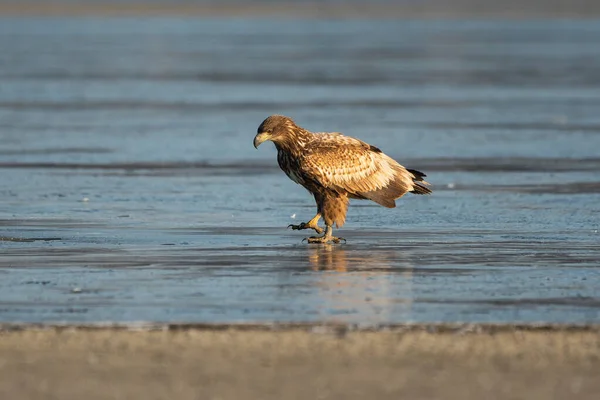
253 131 271 149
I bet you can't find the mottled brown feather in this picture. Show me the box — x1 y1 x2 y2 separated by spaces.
255 115 431 229
298 133 428 209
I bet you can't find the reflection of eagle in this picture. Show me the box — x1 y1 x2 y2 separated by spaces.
253 115 431 243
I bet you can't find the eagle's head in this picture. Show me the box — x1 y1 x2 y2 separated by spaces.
253 115 297 149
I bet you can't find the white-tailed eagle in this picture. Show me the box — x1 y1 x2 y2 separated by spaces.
253 115 431 243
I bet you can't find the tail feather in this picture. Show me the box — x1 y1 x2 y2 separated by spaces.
407 168 427 182
407 168 432 195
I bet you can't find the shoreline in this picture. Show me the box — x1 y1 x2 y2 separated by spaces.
2 321 600 333
2 326 599 399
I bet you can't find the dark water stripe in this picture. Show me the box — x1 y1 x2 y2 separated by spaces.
0 147 113 156
418 297 600 308
2 123 600 136
1 239 597 269
0 322 599 333
422 122 600 133
0 237 62 242
1 98 600 112
450 182 600 194
0 100 478 111
2 71 600 86
1 157 599 173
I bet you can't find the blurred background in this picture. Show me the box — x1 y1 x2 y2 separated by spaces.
0 1 599 325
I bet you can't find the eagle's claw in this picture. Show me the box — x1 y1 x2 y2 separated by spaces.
288 222 307 230
303 236 346 244
288 222 323 234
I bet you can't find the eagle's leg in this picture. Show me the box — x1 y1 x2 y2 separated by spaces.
288 213 323 234
305 225 345 244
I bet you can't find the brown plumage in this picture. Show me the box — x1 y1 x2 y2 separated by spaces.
253 115 431 243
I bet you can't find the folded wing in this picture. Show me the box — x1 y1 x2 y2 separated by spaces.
299 133 429 208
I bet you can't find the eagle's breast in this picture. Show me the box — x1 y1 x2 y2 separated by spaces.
277 149 305 185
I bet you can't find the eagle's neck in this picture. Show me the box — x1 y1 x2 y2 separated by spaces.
273 126 312 155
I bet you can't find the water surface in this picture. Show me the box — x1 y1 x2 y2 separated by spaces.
0 18 599 324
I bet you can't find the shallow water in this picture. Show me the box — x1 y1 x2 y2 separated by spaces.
0 18 599 325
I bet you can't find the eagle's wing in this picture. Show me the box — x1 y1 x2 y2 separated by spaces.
299 133 424 208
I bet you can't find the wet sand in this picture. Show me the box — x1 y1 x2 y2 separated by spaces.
1 325 600 400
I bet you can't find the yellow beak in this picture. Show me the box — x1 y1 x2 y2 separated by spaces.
253 132 271 149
